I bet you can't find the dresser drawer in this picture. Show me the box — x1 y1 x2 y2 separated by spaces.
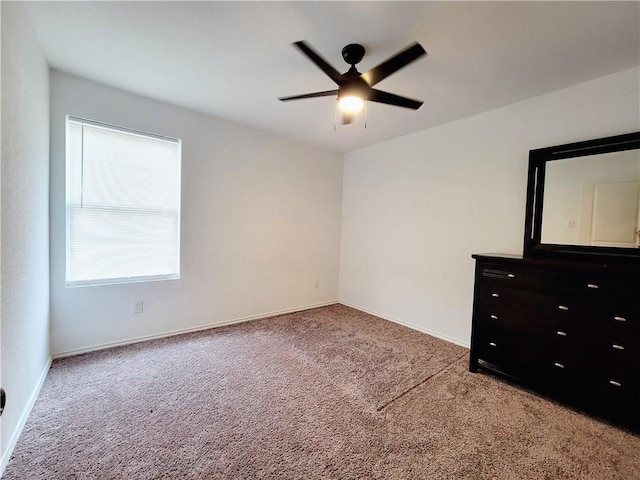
590 331 640 358
474 324 548 377
474 336 512 368
586 271 637 299
591 339 639 383
481 262 548 290
588 372 640 428
546 325 586 353
590 308 639 338
476 283 583 337
592 374 638 398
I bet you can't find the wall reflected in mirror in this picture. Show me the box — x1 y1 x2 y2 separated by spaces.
541 149 640 248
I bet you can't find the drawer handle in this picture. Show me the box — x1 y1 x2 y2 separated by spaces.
612 344 625 350
553 362 565 369
490 314 498 320
488 342 497 347
614 316 626 322
507 273 516 278
558 305 569 311
491 293 500 298
587 283 599 289
556 331 567 337
609 380 622 387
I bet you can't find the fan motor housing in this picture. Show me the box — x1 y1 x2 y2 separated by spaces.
339 76 370 100
341 44 365 66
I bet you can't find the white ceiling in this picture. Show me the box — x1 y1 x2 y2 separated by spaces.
23 1 640 153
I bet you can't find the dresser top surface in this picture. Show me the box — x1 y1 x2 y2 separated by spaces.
472 253 640 274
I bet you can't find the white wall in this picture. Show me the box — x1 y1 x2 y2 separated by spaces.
50 71 343 356
0 2 51 472
339 68 640 347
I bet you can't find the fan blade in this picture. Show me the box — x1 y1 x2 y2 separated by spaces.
369 89 423 110
278 90 339 102
293 41 343 85
361 42 426 87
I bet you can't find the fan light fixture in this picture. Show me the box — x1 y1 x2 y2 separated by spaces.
338 95 365 114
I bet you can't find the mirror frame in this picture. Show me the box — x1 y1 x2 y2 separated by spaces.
523 131 640 263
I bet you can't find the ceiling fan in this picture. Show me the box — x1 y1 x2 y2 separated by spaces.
278 40 427 124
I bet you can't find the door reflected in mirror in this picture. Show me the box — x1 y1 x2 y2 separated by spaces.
541 149 640 248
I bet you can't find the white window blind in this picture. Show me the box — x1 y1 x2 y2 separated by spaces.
66 116 181 286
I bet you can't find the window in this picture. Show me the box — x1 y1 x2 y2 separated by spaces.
66 116 181 286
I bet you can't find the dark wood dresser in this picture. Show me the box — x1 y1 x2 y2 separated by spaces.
470 253 639 431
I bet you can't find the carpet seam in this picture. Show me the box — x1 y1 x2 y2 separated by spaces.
376 351 468 412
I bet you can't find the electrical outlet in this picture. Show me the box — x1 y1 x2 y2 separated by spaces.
314 280 320 289
133 300 143 314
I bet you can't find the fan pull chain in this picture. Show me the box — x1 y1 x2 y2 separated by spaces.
364 101 368 130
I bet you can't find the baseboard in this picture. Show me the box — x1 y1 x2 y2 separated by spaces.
53 301 338 359
0 356 53 477
339 301 470 349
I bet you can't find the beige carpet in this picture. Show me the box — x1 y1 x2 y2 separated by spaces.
4 304 639 479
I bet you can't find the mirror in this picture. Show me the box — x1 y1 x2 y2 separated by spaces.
542 150 640 247
524 131 640 261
